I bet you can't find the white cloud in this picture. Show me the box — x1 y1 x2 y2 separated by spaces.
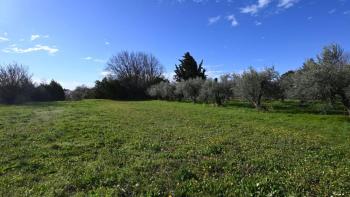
59 81 94 90
30 34 49 41
226 15 238 27
206 70 226 79
0 37 9 42
3 44 59 54
164 71 175 81
82 57 106 63
93 59 106 63
100 71 111 77
255 21 262 26
328 9 336 14
83 56 93 60
278 0 299 9
30 35 40 41
241 0 272 15
208 15 221 25
105 41 110 45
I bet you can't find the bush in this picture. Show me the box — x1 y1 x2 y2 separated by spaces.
147 81 175 100
94 78 127 100
175 78 204 103
198 75 234 105
31 80 65 102
67 86 95 101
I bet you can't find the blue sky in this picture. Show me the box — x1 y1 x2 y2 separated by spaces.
0 0 349 89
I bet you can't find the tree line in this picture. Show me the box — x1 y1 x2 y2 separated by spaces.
0 64 65 104
1 44 349 116
148 44 350 116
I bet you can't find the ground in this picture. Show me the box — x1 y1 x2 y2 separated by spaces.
0 100 349 196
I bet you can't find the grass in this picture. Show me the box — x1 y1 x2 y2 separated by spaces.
0 100 349 196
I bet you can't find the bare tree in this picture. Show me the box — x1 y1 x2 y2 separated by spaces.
0 63 34 104
106 51 164 98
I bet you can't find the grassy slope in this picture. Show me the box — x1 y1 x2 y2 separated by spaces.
0 100 349 196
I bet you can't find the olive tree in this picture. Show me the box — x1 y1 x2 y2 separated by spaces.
278 70 295 101
198 75 234 105
235 67 279 109
294 44 350 115
175 78 204 103
147 81 175 100
0 63 34 104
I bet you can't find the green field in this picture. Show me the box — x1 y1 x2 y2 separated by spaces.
0 100 349 196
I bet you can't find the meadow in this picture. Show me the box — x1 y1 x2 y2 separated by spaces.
0 100 349 196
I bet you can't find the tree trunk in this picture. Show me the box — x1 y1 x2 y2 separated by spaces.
338 91 350 117
256 94 263 109
329 94 337 109
215 93 222 106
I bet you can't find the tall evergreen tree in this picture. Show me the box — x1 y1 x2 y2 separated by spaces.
174 52 206 82
47 80 65 101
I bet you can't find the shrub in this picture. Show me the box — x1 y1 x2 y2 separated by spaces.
198 75 234 105
67 86 95 101
175 78 204 103
94 78 127 100
148 81 175 100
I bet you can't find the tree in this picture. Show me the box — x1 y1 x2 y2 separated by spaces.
106 51 164 99
235 67 279 109
94 78 127 100
46 80 65 101
0 63 34 104
67 85 95 101
147 81 175 100
175 78 204 103
291 59 319 104
31 80 65 102
294 44 350 116
198 75 234 106
174 52 206 82
278 70 295 101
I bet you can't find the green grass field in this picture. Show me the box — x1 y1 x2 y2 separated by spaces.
0 100 349 196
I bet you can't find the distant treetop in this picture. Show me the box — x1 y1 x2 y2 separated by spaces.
174 52 206 82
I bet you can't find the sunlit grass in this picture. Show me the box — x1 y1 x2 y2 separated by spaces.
0 100 349 196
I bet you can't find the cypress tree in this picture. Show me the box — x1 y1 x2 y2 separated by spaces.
174 52 206 82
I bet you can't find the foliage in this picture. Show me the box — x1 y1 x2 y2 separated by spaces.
94 78 127 100
147 81 175 100
0 63 34 104
67 85 95 101
293 44 350 115
198 76 234 105
234 67 279 109
106 51 164 99
32 80 65 102
174 52 206 82
278 70 296 101
175 78 204 102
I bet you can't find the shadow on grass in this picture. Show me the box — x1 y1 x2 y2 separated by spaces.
224 100 348 116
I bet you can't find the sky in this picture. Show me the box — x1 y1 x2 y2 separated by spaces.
0 0 349 90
